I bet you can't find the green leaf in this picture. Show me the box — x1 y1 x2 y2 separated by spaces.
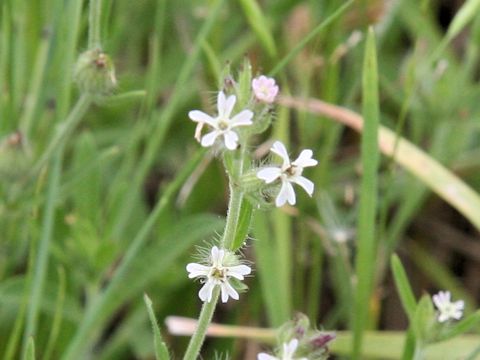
231 199 253 251
412 295 435 343
446 0 480 41
352 27 380 358
144 294 170 360
391 254 417 321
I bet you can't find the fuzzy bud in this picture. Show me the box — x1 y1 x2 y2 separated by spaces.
74 48 117 97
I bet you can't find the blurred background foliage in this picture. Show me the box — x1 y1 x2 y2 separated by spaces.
2 0 480 358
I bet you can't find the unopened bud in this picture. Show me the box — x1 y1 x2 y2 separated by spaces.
310 333 336 349
74 48 117 97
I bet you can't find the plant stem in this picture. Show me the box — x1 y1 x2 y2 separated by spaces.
88 0 102 49
183 148 247 360
32 95 91 175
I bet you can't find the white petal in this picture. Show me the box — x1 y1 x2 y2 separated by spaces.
221 281 239 302
224 94 236 118
276 181 296 207
230 109 253 127
210 246 225 266
438 313 449 323
201 131 220 147
223 130 239 150
198 280 215 302
270 141 290 167
284 339 299 356
291 176 314 196
292 149 318 168
227 264 251 279
188 110 216 127
257 353 278 360
217 91 227 117
186 263 210 278
257 167 282 183
454 300 465 310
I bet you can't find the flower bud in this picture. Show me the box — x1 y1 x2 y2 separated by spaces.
0 132 31 181
74 48 117 98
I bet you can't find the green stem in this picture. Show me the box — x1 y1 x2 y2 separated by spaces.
183 148 247 360
32 95 91 175
182 288 220 360
88 0 102 49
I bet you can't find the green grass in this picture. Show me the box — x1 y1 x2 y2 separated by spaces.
2 0 480 359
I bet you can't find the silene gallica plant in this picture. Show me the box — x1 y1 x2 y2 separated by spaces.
176 62 332 360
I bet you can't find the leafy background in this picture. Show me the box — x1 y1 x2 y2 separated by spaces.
2 0 480 359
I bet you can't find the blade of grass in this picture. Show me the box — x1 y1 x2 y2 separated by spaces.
237 0 277 58
352 28 380 359
22 150 63 358
269 0 353 76
391 254 417 320
144 294 170 360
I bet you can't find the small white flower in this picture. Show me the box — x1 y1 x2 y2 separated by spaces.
188 91 253 150
252 75 279 103
186 246 251 303
257 141 318 207
432 290 464 322
257 339 307 360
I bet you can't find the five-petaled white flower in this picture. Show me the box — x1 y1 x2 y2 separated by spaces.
188 91 253 150
252 75 279 104
257 141 318 207
186 246 251 303
432 290 464 323
257 339 307 360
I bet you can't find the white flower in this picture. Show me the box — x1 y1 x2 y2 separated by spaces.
252 75 279 103
188 91 253 150
186 246 251 303
432 290 464 322
257 141 318 207
257 339 307 360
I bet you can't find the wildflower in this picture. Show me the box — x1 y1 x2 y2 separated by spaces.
257 339 307 360
188 91 253 150
432 290 464 322
186 246 251 303
252 75 279 104
257 141 318 207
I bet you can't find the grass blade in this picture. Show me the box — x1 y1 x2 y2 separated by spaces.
144 294 170 360
391 254 417 320
352 27 380 359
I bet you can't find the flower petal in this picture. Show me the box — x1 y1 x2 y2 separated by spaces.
201 130 220 147
188 110 216 127
292 149 318 168
291 176 314 196
210 246 225 266
198 280 215 302
257 167 282 183
284 339 299 357
186 263 210 278
227 264 251 280
217 91 227 117
221 280 239 302
223 130 239 150
276 180 296 207
230 109 253 127
270 141 290 167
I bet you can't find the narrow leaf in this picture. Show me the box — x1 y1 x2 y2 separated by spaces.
391 254 417 320
144 294 170 360
231 199 253 251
